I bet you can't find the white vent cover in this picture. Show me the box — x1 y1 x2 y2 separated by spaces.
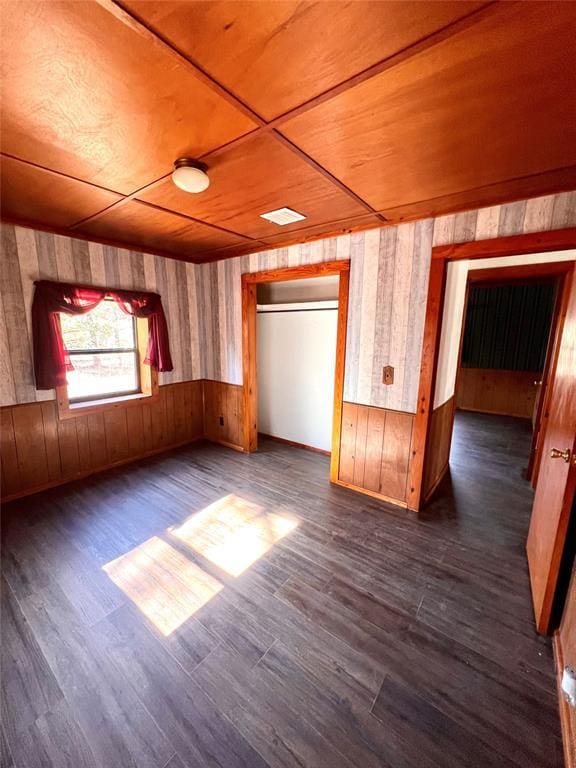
259 207 306 226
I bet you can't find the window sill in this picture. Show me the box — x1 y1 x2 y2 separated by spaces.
56 386 158 420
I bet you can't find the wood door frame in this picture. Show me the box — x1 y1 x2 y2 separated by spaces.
409 226 576 511
241 259 350 482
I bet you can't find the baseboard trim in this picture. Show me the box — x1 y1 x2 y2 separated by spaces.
205 437 245 453
258 432 331 456
424 461 450 504
554 632 575 768
2 435 204 503
333 478 407 509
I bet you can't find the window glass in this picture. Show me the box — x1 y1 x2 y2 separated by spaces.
60 300 139 402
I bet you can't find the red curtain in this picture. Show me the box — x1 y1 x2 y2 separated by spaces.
32 280 173 390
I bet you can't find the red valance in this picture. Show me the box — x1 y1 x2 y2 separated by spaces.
31 280 173 390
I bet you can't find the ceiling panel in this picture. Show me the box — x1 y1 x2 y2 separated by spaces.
382 166 576 225
121 0 487 120
0 1 256 195
280 2 576 212
0 155 121 228
137 134 369 238
74 201 248 260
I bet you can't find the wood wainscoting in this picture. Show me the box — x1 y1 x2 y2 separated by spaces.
457 367 539 419
2 381 414 509
203 379 243 451
1 380 204 501
337 401 414 507
423 396 455 502
1 379 249 501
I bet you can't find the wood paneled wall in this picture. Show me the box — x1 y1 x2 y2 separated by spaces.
423 396 455 501
203 380 243 450
199 190 575 413
457 368 539 419
337 401 413 505
1 381 204 501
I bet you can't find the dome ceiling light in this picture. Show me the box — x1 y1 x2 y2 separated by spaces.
172 158 210 193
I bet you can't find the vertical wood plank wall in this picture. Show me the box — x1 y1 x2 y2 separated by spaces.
422 396 455 501
1 380 248 501
338 402 414 505
203 380 243 449
456 368 539 418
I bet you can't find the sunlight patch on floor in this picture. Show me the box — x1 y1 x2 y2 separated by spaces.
169 493 299 577
103 536 223 635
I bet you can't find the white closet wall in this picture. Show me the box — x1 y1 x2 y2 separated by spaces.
257 301 338 452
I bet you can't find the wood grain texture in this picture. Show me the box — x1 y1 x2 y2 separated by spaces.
1 412 562 768
457 368 540 419
122 0 486 120
138 134 368 240
281 3 576 211
422 396 455 501
0 155 122 229
338 402 414 504
203 379 243 450
527 265 576 633
1 381 204 501
75 201 247 257
1 2 574 262
556 565 576 768
0 0 255 193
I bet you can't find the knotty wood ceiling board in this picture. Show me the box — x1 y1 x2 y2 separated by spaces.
120 0 487 120
137 134 370 239
74 201 248 259
280 2 576 212
0 1 256 195
0 155 122 229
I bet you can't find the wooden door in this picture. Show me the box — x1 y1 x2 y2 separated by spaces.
557 565 576 768
527 268 576 634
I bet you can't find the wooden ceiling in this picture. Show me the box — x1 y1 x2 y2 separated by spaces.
1 0 575 263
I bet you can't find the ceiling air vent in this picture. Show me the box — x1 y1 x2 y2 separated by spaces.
259 207 306 226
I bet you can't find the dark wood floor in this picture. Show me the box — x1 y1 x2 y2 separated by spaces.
1 411 562 768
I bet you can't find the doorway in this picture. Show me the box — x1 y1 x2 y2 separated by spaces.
455 270 558 485
256 275 339 454
413 227 576 636
241 260 350 482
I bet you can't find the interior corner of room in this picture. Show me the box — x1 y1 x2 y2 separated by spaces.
1 3 576 767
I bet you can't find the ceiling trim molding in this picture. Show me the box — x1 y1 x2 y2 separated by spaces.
0 214 228 264
379 166 576 222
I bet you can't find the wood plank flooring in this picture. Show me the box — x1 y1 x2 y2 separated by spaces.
1 411 562 767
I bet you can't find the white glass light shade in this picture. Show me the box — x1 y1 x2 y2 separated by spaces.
172 165 210 193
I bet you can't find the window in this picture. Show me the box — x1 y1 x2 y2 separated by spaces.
60 299 140 402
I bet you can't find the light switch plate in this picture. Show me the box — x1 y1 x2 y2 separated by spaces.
383 366 394 385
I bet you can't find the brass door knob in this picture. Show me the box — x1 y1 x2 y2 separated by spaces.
550 448 571 462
